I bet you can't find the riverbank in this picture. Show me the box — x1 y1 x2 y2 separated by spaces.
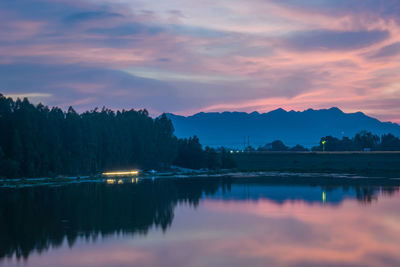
2 152 400 187
232 151 400 176
2 170 400 188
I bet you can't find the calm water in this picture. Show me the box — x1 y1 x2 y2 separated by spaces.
1 176 400 267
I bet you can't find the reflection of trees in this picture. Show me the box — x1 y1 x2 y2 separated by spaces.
321 185 382 204
0 178 223 261
355 186 378 203
354 186 400 203
317 180 399 204
0 176 399 261
224 177 400 205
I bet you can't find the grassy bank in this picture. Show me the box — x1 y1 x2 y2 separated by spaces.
232 152 400 176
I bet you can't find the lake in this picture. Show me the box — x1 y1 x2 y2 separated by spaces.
1 175 400 267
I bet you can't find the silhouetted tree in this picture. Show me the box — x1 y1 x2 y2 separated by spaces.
0 94 186 178
354 131 380 150
258 140 288 151
174 136 206 169
319 136 342 151
270 140 288 151
220 148 237 169
341 136 355 151
290 144 308 151
205 147 219 170
380 134 400 151
317 132 385 151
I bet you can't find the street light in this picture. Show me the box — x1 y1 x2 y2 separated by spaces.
322 140 327 152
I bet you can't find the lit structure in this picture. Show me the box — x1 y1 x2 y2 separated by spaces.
102 170 139 176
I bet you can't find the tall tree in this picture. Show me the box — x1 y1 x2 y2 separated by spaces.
0 95 193 178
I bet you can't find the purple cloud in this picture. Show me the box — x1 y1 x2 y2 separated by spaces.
64 11 123 23
270 0 400 22
0 63 183 111
284 30 389 51
369 42 400 59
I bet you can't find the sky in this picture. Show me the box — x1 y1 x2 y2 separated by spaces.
1 0 400 122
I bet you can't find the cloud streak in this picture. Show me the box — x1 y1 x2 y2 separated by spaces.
284 30 389 51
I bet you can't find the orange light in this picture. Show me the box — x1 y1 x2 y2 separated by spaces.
102 170 139 176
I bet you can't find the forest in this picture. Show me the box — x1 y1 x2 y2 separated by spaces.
0 94 235 178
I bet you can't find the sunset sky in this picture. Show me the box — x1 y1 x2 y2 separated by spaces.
1 0 400 122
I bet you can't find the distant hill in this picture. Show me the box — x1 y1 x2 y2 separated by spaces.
166 107 400 148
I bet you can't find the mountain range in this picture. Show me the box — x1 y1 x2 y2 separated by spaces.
166 107 400 148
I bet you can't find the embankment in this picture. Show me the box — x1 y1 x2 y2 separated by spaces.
232 152 400 176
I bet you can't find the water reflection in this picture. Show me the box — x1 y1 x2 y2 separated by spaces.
0 176 399 266
0 178 222 261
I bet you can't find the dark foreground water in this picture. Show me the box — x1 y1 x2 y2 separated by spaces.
1 176 400 267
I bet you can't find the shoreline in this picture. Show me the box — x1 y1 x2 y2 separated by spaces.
2 170 400 188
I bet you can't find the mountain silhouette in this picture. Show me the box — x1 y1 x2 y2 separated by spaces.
166 107 400 148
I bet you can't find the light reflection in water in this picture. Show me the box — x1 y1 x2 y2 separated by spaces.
0 177 400 267
106 177 139 184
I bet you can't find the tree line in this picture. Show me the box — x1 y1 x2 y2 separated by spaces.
174 136 236 170
314 131 400 151
254 130 400 152
0 94 235 178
